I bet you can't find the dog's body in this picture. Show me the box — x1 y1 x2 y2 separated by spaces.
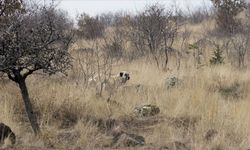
0 123 16 144
88 71 130 86
88 71 130 96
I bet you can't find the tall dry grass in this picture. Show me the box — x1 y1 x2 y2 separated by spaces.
1 19 250 149
1 60 250 149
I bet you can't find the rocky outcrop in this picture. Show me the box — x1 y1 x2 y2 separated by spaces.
165 76 181 89
134 104 160 117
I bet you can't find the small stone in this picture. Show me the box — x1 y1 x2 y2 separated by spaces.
165 76 181 89
134 104 160 117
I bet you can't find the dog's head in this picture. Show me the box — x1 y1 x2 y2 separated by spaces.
119 71 130 82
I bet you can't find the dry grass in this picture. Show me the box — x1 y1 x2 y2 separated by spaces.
1 20 250 150
1 62 250 149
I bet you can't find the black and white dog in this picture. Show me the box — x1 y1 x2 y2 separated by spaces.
88 71 130 86
118 71 130 84
88 71 130 95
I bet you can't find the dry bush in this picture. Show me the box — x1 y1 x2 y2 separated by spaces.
187 6 212 24
77 13 105 40
211 0 247 34
129 4 178 70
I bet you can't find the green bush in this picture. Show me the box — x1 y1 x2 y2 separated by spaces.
210 47 224 65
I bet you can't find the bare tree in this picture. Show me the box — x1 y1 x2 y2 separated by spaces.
177 24 191 70
104 33 124 61
77 13 105 40
103 19 128 61
75 39 113 97
211 0 247 34
231 33 250 68
128 17 148 60
131 4 178 70
0 4 74 135
0 0 24 17
99 12 114 26
187 5 211 24
188 39 207 68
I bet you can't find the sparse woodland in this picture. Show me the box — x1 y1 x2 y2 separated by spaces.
1 0 250 149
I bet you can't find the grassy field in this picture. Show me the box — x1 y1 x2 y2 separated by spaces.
1 17 250 150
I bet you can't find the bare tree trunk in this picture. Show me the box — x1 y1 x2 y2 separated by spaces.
164 49 169 70
176 51 181 70
18 79 40 135
153 53 160 69
148 41 160 69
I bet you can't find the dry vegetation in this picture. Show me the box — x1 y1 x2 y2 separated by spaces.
1 1 250 150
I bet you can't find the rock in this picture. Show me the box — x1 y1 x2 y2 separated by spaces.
134 104 160 117
204 129 218 141
112 132 145 148
165 76 180 89
0 123 16 145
